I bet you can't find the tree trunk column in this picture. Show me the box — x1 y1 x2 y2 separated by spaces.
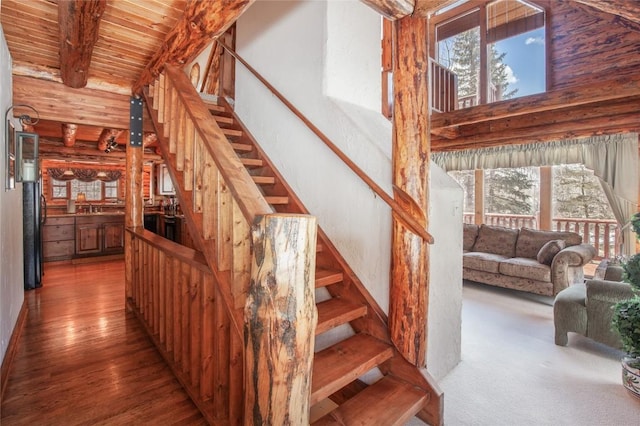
125 100 144 302
244 214 317 425
390 16 430 367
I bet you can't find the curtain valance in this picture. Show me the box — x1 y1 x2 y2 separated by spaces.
48 168 122 183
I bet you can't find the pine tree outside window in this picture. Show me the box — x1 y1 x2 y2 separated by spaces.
433 0 546 109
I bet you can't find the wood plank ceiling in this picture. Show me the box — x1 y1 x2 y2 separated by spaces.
1 0 255 161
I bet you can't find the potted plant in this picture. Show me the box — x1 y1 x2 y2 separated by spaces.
612 217 640 398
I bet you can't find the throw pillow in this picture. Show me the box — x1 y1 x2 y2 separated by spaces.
536 239 566 265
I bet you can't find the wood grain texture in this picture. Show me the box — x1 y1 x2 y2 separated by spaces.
359 0 414 20
390 16 430 367
133 0 255 94
245 214 317 425
58 0 107 88
0 260 206 425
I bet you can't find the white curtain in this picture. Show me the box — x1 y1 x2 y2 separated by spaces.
432 133 639 254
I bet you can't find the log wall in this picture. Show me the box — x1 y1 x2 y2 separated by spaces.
548 1 640 90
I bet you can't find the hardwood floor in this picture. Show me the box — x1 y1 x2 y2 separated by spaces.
1 260 206 425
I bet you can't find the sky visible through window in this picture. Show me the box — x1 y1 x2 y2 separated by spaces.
493 27 546 97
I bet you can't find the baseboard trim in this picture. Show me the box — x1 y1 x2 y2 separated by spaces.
1 299 28 402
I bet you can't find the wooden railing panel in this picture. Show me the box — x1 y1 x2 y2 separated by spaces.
183 120 195 191
157 73 165 123
126 229 243 425
176 106 187 171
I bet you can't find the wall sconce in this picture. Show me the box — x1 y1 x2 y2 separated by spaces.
5 104 40 186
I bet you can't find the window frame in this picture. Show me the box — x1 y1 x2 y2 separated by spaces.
430 0 548 106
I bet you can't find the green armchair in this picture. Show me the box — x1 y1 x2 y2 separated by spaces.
554 265 634 349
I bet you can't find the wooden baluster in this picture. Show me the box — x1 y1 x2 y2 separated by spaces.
169 87 179 153
173 259 183 367
163 80 172 138
202 153 218 241
244 214 317 426
193 136 204 213
157 73 165 123
200 274 214 402
190 268 202 391
158 250 166 345
166 257 176 359
152 246 159 335
232 200 251 309
213 285 230 421
181 262 191 377
217 175 232 270
183 120 195 190
176 106 187 171
604 223 611 259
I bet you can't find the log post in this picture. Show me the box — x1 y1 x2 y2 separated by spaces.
389 16 430 367
125 100 144 303
244 214 317 425
61 123 78 147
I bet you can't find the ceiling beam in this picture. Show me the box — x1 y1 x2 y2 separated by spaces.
132 0 255 94
359 0 414 19
431 73 640 129
97 129 125 151
431 96 640 151
39 139 161 163
13 75 154 131
58 0 107 89
573 0 640 27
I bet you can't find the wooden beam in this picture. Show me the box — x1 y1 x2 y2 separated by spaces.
432 97 640 151
390 16 430 368
13 75 154 131
413 0 463 16
573 0 640 28
431 74 640 129
58 0 107 89
97 129 125 151
132 0 255 94
39 140 161 162
359 0 414 20
61 123 78 147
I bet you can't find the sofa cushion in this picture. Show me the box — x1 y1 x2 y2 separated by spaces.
515 228 582 259
472 225 519 258
463 252 508 273
537 239 566 265
499 257 552 282
463 223 479 252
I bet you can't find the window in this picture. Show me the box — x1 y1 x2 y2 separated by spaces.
434 0 545 109
51 179 68 199
51 179 119 202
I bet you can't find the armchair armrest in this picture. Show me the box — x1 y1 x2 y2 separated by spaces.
550 244 597 295
586 279 635 303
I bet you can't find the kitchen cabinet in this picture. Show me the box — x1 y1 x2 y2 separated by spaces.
157 163 175 195
75 215 125 257
43 217 75 261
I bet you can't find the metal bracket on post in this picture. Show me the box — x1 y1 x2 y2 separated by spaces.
129 97 143 147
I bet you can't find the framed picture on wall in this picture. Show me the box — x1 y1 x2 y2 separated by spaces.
6 121 15 190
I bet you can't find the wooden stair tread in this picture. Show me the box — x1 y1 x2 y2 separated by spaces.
230 142 253 152
213 115 234 125
315 268 343 288
251 175 276 185
311 334 394 405
265 196 289 205
241 158 264 167
316 299 367 335
312 376 428 426
222 128 243 137
202 101 225 112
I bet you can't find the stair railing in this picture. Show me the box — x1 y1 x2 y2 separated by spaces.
138 64 318 424
216 40 434 244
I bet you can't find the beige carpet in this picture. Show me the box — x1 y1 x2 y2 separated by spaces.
409 281 640 426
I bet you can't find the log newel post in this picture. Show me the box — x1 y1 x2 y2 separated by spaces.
125 97 144 302
244 214 317 426
390 16 431 367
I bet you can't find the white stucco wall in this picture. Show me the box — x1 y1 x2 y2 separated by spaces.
0 24 25 364
234 0 461 378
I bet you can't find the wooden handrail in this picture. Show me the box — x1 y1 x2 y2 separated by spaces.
216 40 433 244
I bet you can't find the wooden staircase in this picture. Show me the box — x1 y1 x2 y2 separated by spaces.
143 67 442 425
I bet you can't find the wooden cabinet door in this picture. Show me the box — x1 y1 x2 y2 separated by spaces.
76 225 101 254
103 223 124 252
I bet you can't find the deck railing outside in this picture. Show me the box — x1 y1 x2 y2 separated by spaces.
463 213 620 259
